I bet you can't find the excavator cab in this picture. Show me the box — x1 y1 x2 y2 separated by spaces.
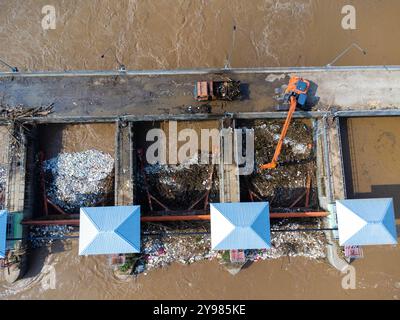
277 76 310 110
260 76 310 170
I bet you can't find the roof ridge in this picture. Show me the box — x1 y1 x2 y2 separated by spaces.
250 227 268 247
382 199 392 220
114 208 139 249
82 208 101 231
79 210 102 255
378 223 397 243
115 207 137 230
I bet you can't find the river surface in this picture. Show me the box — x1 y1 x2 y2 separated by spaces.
1 0 400 299
1 0 400 70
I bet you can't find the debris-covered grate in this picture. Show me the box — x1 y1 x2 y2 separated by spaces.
138 154 219 212
43 150 115 213
242 119 317 208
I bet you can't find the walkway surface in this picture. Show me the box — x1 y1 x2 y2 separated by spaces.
1 66 400 121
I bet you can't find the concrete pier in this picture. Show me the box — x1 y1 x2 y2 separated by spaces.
1 66 400 123
114 121 134 206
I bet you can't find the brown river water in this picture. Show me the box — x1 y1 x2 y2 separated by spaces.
1 0 400 299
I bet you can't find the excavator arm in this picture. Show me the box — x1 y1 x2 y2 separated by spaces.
260 95 297 170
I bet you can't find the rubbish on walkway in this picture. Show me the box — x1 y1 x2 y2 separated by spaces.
0 166 6 209
0 103 54 120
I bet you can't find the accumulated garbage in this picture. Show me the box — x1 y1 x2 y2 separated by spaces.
134 219 326 275
140 154 219 211
0 165 6 208
137 233 216 273
29 225 74 248
244 219 326 260
43 150 114 213
0 103 54 120
242 120 316 208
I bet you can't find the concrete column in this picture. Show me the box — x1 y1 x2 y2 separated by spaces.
218 118 240 203
114 121 134 206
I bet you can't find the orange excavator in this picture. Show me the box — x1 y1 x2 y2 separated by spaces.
260 76 310 170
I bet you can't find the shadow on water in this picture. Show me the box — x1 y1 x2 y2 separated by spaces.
239 83 250 101
340 118 400 218
38 124 66 160
25 240 72 279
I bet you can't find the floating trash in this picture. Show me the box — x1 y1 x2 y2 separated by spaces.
139 232 216 273
29 225 74 248
43 150 114 213
134 219 326 275
244 220 326 260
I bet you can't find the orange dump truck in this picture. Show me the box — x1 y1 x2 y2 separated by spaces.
194 79 241 101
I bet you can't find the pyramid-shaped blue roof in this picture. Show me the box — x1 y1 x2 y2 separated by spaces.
336 198 398 246
79 206 141 255
211 202 271 250
0 210 7 259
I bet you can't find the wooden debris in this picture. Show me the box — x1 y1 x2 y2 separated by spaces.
0 103 54 120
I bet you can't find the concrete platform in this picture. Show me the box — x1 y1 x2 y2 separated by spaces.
1 66 400 123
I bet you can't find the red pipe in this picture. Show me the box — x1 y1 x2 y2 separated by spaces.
21 211 328 225
22 219 80 226
141 215 211 222
270 211 328 218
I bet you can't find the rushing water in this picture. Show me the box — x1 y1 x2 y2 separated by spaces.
0 0 400 299
1 0 400 71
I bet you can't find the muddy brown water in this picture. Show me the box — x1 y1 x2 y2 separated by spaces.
1 0 400 70
342 117 400 218
1 0 400 299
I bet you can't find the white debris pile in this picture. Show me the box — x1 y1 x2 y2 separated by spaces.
29 225 74 248
43 150 114 213
245 220 326 260
136 233 217 273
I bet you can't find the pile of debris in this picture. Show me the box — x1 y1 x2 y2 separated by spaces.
244 120 316 207
0 103 54 120
134 219 326 274
136 233 216 273
29 225 74 248
216 79 241 101
43 150 114 213
244 219 326 260
140 154 219 211
0 165 6 209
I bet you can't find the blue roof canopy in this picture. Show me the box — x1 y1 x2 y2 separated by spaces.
211 202 271 250
336 198 398 246
79 206 141 255
0 210 7 259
